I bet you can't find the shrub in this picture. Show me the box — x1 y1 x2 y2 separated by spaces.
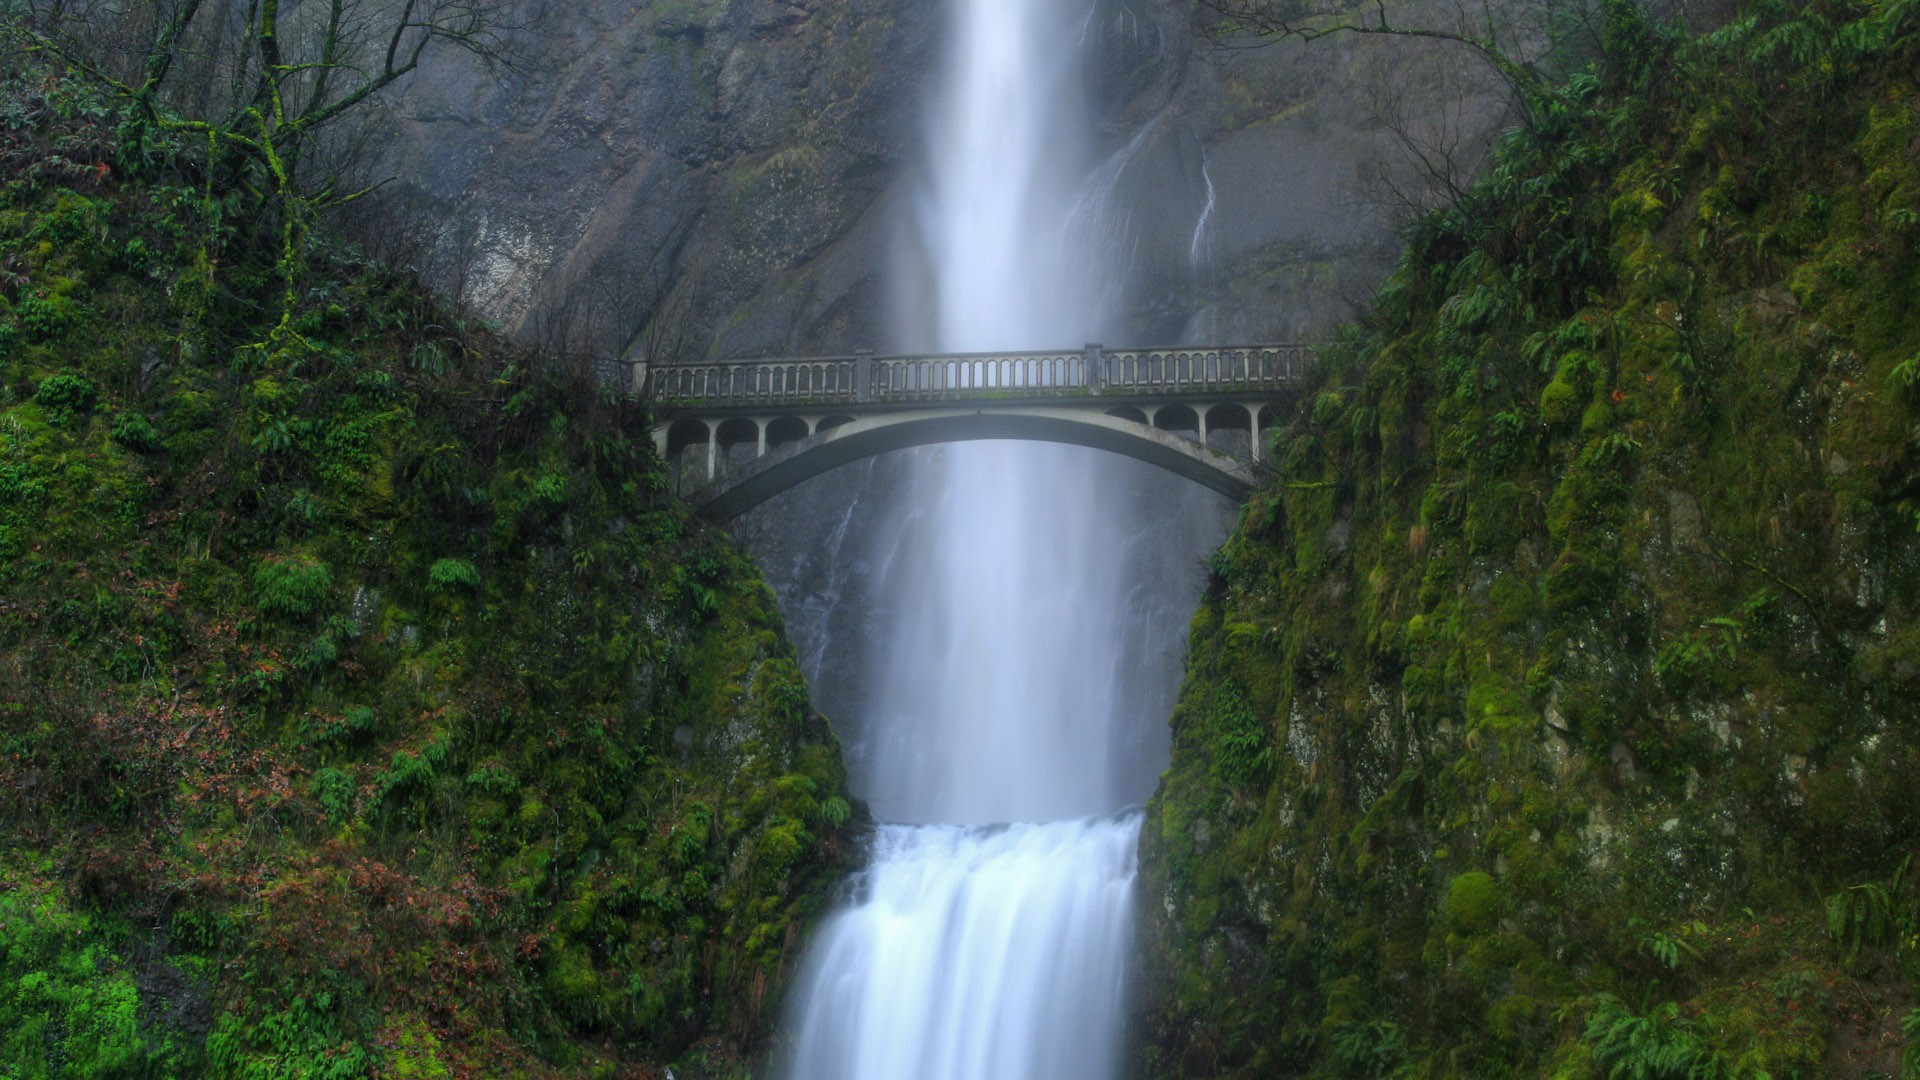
1313 389 1346 426
19 290 78 341
110 412 162 451
35 371 97 424
427 557 481 593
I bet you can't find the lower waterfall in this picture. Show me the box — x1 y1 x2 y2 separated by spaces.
781 816 1141 1080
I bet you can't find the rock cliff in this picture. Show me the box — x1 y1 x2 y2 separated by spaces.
371 0 1509 356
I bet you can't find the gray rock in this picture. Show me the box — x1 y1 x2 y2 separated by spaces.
350 0 1513 357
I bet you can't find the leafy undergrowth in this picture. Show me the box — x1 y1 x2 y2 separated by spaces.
0 52 852 1079
1142 0 1920 1076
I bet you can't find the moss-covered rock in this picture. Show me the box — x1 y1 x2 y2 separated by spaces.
0 56 851 1078
1140 4 1920 1076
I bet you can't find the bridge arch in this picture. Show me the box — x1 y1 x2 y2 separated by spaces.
715 417 760 475
1153 405 1200 440
683 407 1258 522
1206 403 1253 456
767 415 810 450
665 419 710 487
665 418 709 458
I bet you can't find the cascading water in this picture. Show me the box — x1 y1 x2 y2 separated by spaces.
776 1 1230 1076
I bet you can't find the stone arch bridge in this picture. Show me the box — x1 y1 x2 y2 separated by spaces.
646 344 1314 521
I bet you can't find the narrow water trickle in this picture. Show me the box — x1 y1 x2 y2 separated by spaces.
776 1 1229 1076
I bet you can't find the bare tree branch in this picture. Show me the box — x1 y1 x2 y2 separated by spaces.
1194 0 1589 118
5 0 524 350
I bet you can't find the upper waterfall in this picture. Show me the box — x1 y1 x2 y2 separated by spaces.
848 0 1221 827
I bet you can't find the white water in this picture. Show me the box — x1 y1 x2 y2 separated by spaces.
779 1 1224 1077
782 818 1140 1080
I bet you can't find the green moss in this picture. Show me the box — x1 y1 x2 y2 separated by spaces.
0 62 852 1077
1140 9 1920 1075
1443 871 1504 935
1539 370 1583 427
0 873 198 1077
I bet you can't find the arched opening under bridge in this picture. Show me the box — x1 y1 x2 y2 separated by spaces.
683 406 1260 522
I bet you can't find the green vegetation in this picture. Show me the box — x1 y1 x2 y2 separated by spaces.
0 45 851 1078
0 867 200 1078
1143 0 1920 1075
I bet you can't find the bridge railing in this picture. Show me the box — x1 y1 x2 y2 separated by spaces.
648 356 864 405
872 350 1092 401
648 343 1313 408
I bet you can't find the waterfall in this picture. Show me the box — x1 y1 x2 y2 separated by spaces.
782 818 1141 1080
777 0 1230 1076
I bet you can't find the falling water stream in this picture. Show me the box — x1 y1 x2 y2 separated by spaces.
775 1 1230 1076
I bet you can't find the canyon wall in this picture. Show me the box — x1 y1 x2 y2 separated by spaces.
369 0 1509 357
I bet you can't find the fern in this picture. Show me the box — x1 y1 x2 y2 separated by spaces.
1839 0 1920 54
1825 855 1909 957
1205 682 1274 789
1328 1018 1413 1078
815 795 853 829
428 557 482 593
1446 249 1493 294
1437 281 1515 342
1646 922 1707 971
1585 996 1727 1079
1749 15 1833 71
1478 409 1536 466
1889 351 1919 390
1579 432 1643 467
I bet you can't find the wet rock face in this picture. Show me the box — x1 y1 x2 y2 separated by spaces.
1083 0 1516 343
367 0 932 357
363 0 1510 358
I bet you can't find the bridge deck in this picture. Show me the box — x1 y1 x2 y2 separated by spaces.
647 343 1312 411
